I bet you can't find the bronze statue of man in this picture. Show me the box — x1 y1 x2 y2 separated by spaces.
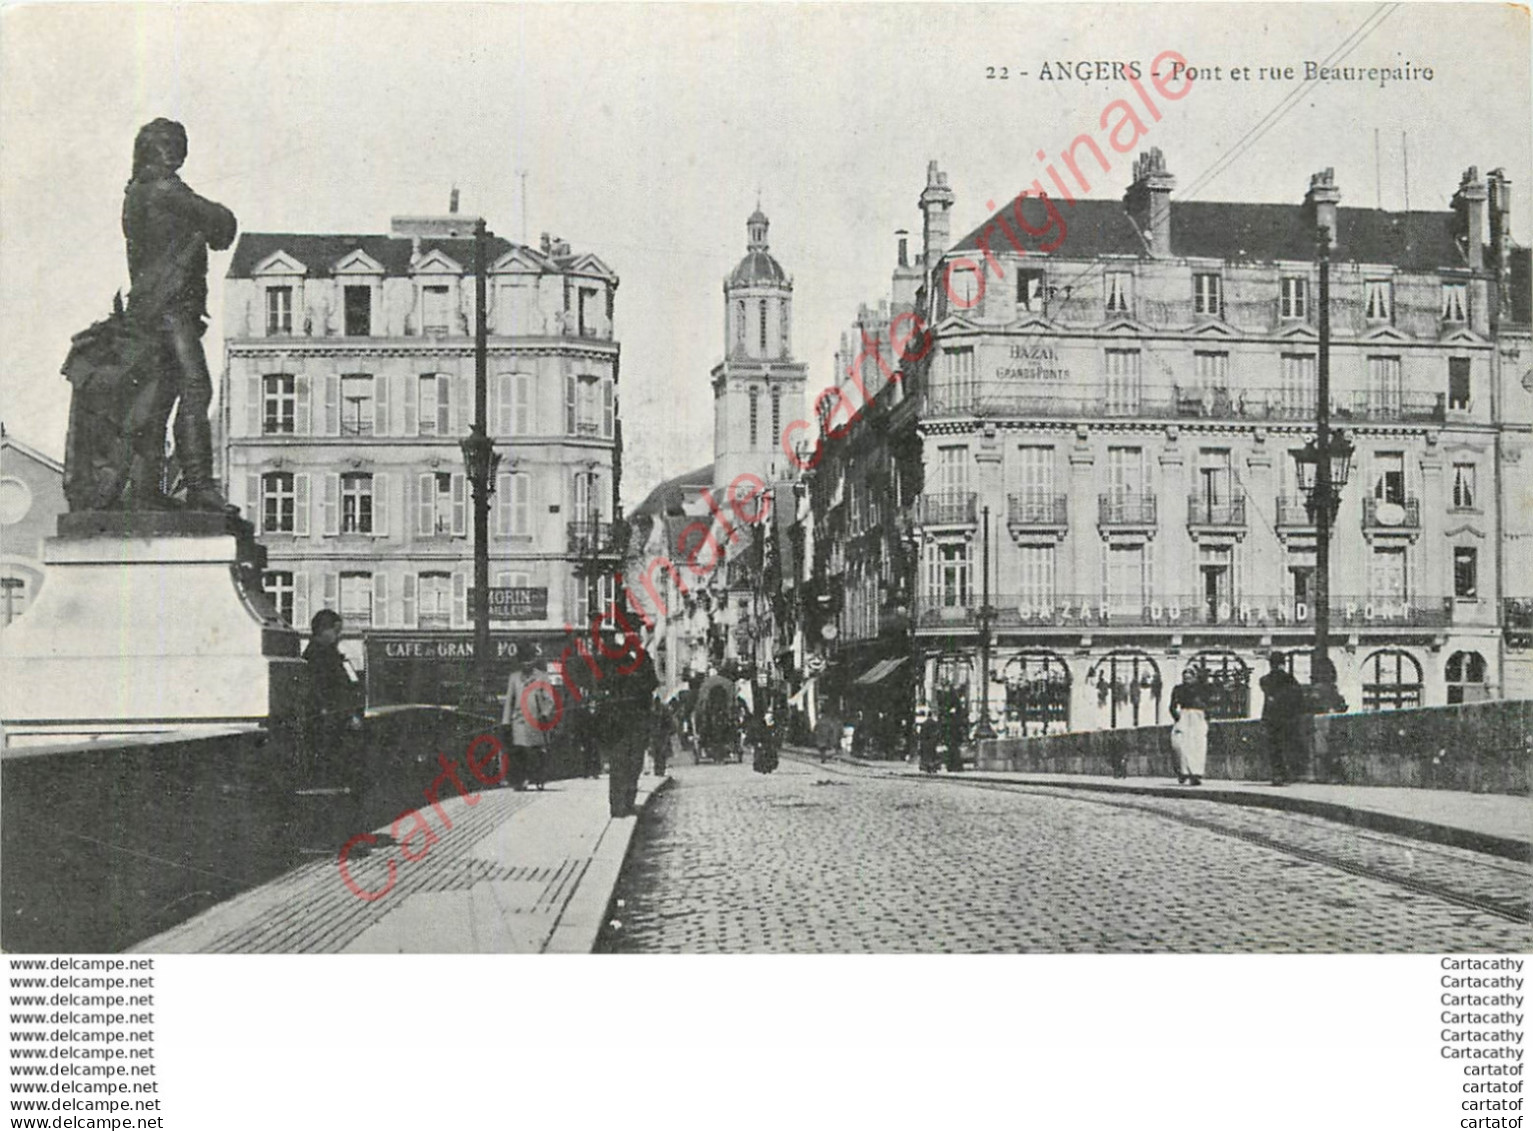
120 118 237 511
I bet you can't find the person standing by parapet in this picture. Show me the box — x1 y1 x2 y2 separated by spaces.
502 645 556 790
1169 669 1208 786
302 609 365 791
1258 653 1302 786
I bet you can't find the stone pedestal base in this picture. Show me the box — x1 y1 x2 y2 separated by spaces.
0 511 303 747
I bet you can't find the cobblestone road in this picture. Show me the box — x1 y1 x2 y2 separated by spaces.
598 758 1533 953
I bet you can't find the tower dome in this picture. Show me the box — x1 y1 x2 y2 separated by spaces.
729 208 787 286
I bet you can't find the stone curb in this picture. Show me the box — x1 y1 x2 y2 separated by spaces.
543 774 675 953
781 748 1531 863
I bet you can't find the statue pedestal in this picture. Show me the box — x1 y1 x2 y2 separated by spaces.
0 512 304 748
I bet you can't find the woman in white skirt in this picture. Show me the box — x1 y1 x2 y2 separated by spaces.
1168 670 1208 786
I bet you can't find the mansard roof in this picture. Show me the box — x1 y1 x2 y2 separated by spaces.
227 233 609 279
951 195 1470 272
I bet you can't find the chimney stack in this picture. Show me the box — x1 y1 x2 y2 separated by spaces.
1488 168 1513 269
919 161 954 267
1452 167 1488 270
1304 168 1341 250
1124 148 1175 257
896 229 909 268
449 187 460 214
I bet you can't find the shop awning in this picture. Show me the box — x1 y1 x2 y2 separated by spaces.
854 656 909 686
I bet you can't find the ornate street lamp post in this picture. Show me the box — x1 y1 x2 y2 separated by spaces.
975 503 996 741
1293 225 1354 696
460 218 502 706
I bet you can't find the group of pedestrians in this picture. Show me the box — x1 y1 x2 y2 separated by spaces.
1168 654 1307 787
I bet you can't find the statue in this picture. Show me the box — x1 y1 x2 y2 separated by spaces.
62 119 237 512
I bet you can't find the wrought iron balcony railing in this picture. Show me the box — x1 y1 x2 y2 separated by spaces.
1275 495 1315 528
1007 493 1068 527
923 383 1449 424
914 492 978 527
567 520 618 556
1187 495 1246 527
1098 492 1157 526
1362 496 1422 530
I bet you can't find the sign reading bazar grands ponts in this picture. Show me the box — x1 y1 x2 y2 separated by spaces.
965 598 1453 628
993 339 1072 382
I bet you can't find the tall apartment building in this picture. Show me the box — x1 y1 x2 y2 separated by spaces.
812 154 1530 736
220 210 620 693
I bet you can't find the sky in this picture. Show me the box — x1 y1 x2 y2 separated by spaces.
1 2 1528 508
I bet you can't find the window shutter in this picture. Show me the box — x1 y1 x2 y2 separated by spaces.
495 373 513 436
517 374 532 436
373 473 389 538
495 472 512 536
246 474 261 534
417 473 433 536
324 373 340 436
293 474 311 538
374 373 390 436
1143 541 1156 606
373 573 389 629
246 375 262 436
457 371 472 434
293 572 310 631
565 373 576 434
452 474 467 536
515 472 532 536
401 573 417 628
322 473 339 536
602 378 615 438
452 571 468 627
404 374 420 436
295 374 312 435
322 571 338 613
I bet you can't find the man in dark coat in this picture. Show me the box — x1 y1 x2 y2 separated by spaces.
1259 653 1303 785
602 653 659 818
302 609 364 790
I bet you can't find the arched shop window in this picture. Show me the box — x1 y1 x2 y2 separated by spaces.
1003 651 1071 735
1088 650 1162 730
932 653 974 733
1361 648 1423 711
1184 651 1251 720
1445 650 1488 705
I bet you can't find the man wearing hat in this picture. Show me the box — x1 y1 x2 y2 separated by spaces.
500 643 557 790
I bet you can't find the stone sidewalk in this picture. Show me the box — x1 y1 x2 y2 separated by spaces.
133 775 668 954
786 748 1532 861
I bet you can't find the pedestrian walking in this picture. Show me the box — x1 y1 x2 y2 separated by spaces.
813 708 840 763
501 646 556 790
1259 653 1303 785
1168 669 1208 786
603 653 659 818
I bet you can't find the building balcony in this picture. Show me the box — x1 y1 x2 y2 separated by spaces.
1362 496 1422 531
1186 494 1246 530
1335 391 1444 423
1007 493 1068 531
1275 495 1315 529
1098 492 1156 528
923 384 1448 424
567 520 619 557
914 492 978 528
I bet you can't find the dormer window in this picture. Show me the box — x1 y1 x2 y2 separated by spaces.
1193 273 1221 316
1280 277 1307 319
344 286 372 336
266 286 292 335
422 285 451 333
1442 282 1468 323
1365 279 1393 323
1104 272 1131 315
1019 269 1046 312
